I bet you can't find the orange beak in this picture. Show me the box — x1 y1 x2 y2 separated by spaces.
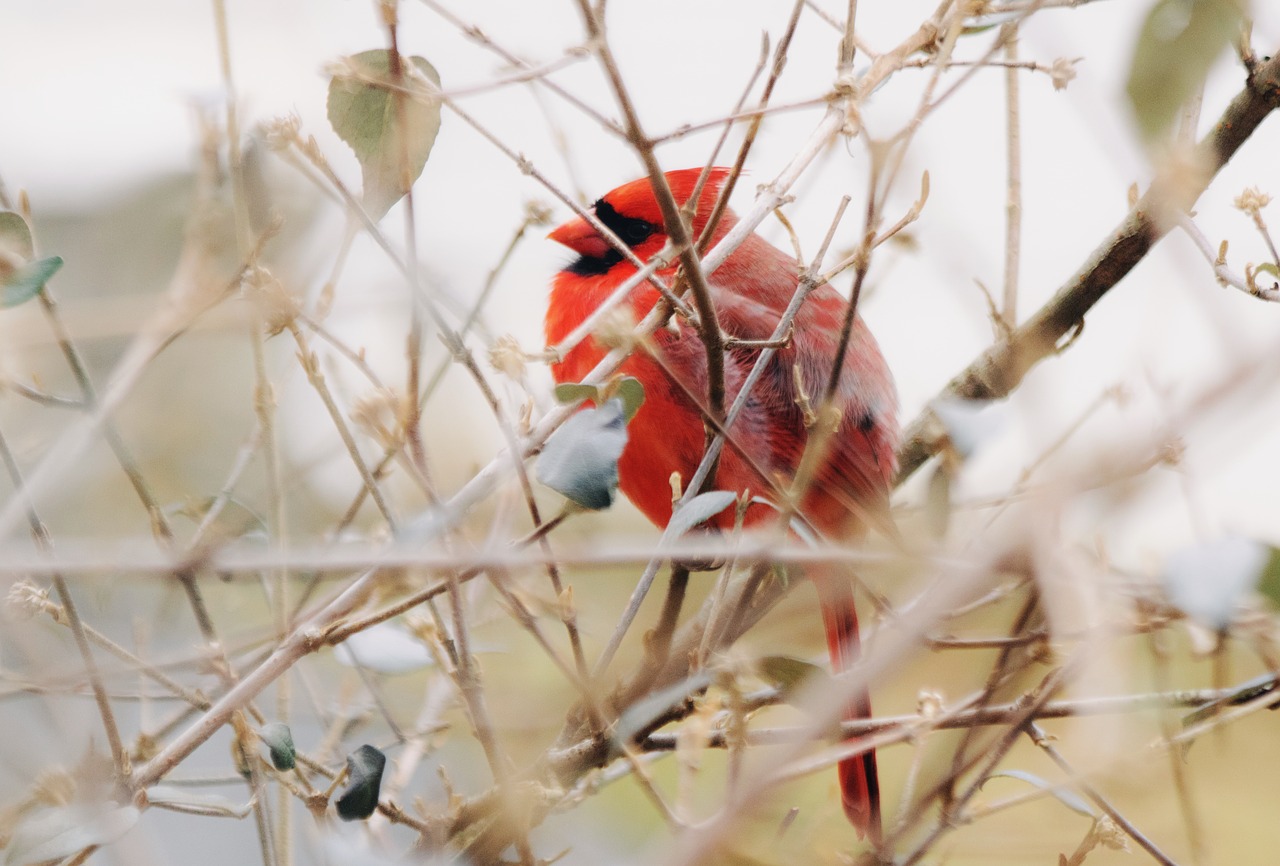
547 214 611 259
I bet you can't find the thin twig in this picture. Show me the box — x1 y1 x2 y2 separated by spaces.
1027 722 1180 866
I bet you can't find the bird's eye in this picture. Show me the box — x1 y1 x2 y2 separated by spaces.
594 199 659 247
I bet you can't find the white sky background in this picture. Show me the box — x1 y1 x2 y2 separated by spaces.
2 0 1280 566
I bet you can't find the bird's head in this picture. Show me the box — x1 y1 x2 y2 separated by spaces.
548 167 732 276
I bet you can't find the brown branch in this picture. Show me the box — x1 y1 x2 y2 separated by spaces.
894 49 1280 486
634 685 1242 751
571 0 728 424
1026 722 1179 866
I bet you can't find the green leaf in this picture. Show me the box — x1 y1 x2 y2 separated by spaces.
985 770 1096 818
758 655 829 699
553 382 601 406
327 49 442 220
1126 0 1244 143
1256 262 1280 279
5 804 140 866
611 376 646 421
336 745 386 821
555 378 645 422
0 212 59 309
2 256 62 307
537 398 628 509
1254 545 1280 610
259 722 296 770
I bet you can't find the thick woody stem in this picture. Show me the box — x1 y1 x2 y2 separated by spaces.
894 51 1280 486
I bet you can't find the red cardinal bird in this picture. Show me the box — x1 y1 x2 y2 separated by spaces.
544 168 898 840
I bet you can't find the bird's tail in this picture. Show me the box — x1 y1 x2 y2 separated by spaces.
816 573 880 842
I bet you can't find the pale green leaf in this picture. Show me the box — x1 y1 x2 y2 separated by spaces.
0 211 34 261
327 49 442 220
611 375 646 421
1126 0 1244 143
758 655 829 699
554 382 601 406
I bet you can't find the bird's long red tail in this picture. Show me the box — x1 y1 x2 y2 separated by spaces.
817 575 880 842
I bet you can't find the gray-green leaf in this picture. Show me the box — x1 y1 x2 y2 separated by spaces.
0 211 60 308
667 490 737 538
259 722 296 770
537 398 629 510
986 770 1096 817
327 49 442 220
2 256 62 307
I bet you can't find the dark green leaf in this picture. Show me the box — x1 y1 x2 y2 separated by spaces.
327 49 442 220
2 256 62 308
537 399 628 509
986 770 1095 817
1126 0 1244 143
336 745 386 821
259 722 296 770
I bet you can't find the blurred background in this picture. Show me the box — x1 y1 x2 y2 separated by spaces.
2 1 1280 864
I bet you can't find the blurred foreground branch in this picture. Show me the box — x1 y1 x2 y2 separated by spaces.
894 49 1280 485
